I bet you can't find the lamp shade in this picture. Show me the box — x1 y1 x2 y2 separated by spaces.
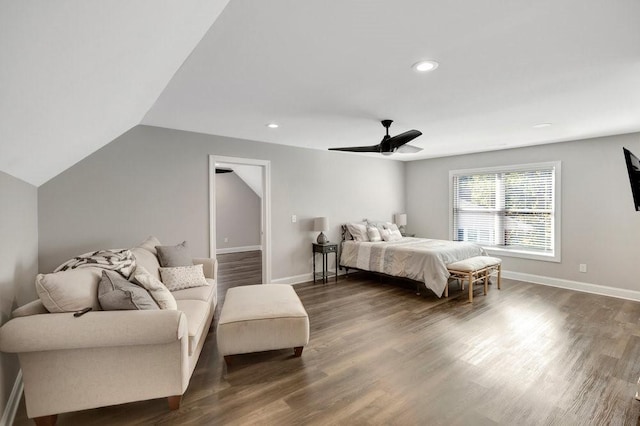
395 213 407 226
314 217 329 232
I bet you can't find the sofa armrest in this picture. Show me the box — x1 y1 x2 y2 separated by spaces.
0 309 187 354
193 257 217 280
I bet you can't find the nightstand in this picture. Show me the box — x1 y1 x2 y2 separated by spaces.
312 243 338 283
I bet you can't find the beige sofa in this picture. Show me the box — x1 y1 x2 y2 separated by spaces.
0 239 218 425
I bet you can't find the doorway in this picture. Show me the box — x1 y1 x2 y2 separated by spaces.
209 155 271 285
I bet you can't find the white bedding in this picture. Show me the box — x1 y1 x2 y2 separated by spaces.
340 237 486 297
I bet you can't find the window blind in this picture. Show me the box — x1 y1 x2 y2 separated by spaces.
452 165 556 254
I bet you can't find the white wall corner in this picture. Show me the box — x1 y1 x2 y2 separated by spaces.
503 270 640 302
1 369 23 426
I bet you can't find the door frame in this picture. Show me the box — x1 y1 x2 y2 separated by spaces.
209 155 271 284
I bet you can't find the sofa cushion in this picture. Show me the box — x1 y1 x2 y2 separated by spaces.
131 247 162 281
98 270 159 311
36 268 103 313
132 266 178 310
12 299 48 318
136 236 162 255
171 280 216 303
160 264 209 291
156 241 192 267
176 299 210 355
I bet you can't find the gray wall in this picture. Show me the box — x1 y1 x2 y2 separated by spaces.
38 125 405 279
216 172 261 249
0 171 38 420
406 132 640 291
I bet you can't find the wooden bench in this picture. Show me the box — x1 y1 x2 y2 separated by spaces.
446 256 502 302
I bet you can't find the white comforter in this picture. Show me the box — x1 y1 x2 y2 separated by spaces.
340 237 486 297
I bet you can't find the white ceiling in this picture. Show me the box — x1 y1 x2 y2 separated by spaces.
2 0 640 186
144 0 640 159
0 0 229 186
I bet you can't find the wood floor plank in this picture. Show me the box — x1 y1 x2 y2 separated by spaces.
12 273 640 425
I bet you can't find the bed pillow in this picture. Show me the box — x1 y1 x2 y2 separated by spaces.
159 264 209 291
156 241 192 267
346 223 369 242
367 226 382 242
385 223 403 239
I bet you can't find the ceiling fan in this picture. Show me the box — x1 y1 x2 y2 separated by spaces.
329 120 423 155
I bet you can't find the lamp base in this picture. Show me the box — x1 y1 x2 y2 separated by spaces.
317 232 328 244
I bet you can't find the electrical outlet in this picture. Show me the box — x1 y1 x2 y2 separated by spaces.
291 215 297 223
579 264 587 273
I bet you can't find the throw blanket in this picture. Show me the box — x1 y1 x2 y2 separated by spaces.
54 249 136 279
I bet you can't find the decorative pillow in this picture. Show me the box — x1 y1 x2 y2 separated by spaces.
367 226 382 242
346 223 369 242
380 228 391 242
156 241 192 267
98 270 159 311
132 266 178 310
36 268 103 313
159 264 209 291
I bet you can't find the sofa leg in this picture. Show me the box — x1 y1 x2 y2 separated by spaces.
293 346 304 357
167 395 181 410
34 414 57 426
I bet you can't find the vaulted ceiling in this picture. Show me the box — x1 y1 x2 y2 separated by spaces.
3 0 640 186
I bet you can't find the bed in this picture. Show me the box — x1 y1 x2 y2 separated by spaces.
340 235 486 297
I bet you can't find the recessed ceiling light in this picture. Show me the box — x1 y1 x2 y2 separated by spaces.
266 123 279 129
412 60 439 73
533 123 552 128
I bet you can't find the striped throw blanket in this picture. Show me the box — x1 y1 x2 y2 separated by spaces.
54 249 136 279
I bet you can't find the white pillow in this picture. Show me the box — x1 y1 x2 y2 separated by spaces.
367 226 382 242
132 266 178 310
346 223 369 242
159 264 209 291
35 268 103 313
380 228 391 241
380 228 402 242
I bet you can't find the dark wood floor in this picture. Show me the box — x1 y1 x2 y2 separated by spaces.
217 250 262 287
13 273 640 425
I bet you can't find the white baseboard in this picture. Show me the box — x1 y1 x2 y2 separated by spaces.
1 369 23 426
216 245 261 255
270 273 313 285
503 270 640 302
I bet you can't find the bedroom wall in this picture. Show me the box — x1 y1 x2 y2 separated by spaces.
0 171 38 422
216 171 261 250
38 125 405 281
406 131 640 293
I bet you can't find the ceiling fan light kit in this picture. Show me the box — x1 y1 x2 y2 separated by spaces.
329 119 423 155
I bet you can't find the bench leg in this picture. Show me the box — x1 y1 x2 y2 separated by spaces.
497 265 502 289
444 282 449 298
34 415 57 426
294 346 304 357
483 269 488 295
468 271 473 302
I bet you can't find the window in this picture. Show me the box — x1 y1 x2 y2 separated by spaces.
449 161 561 262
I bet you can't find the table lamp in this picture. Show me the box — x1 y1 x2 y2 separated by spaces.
314 217 329 244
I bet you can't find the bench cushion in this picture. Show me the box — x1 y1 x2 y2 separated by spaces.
447 256 502 272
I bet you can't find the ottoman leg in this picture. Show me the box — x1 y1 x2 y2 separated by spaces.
294 346 304 357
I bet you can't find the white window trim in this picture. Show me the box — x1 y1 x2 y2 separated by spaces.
448 161 561 263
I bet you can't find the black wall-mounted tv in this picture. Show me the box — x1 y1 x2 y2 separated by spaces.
623 147 640 211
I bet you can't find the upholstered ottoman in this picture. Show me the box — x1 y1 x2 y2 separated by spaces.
217 284 309 363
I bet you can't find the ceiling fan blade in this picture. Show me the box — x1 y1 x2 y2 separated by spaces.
329 144 381 153
396 144 423 154
388 130 422 150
